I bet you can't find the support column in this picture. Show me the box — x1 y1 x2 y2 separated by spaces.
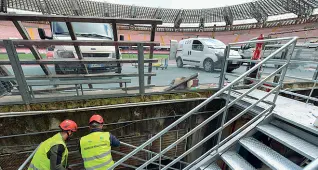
112 22 122 87
65 22 91 88
12 21 51 75
3 40 31 104
137 44 145 95
147 24 157 85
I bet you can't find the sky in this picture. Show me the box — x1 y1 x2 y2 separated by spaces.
106 0 254 9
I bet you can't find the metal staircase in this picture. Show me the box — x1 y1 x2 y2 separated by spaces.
196 117 318 170
110 37 305 169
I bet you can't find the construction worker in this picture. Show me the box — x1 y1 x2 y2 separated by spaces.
28 119 78 170
79 114 120 170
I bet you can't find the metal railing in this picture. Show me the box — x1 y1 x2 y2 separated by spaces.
109 37 298 169
0 14 163 105
18 141 188 170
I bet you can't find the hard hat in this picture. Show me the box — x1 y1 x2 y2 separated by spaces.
59 119 78 132
89 114 104 124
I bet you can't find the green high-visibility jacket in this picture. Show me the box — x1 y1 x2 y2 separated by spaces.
28 133 68 170
80 132 114 170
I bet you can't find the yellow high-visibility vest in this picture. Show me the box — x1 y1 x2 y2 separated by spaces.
80 132 114 170
28 133 68 170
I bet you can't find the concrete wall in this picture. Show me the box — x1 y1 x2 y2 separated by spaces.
0 98 226 170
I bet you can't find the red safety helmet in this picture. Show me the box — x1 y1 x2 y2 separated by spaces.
89 114 104 124
59 119 78 132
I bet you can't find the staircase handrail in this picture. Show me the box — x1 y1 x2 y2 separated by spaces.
110 36 298 169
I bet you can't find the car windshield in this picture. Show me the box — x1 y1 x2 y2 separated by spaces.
202 39 226 49
52 22 113 39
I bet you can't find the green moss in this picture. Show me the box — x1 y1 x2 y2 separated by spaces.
0 91 215 112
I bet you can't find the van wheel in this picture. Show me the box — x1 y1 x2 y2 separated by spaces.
177 58 183 68
203 58 214 72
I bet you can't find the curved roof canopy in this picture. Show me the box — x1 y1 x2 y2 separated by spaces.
1 0 318 26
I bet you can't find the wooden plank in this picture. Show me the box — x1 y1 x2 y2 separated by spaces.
0 72 157 81
0 14 162 24
0 58 158 65
164 73 199 91
0 40 160 47
27 79 131 86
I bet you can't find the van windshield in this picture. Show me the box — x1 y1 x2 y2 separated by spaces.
202 39 226 49
52 22 113 39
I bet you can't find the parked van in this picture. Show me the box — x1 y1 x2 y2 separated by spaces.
39 22 119 74
175 38 242 72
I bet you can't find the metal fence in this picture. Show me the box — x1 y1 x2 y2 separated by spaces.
0 14 162 105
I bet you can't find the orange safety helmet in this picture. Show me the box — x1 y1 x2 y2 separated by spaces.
89 114 104 124
59 119 78 132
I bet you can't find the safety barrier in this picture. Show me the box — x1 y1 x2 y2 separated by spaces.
109 37 298 169
0 14 161 105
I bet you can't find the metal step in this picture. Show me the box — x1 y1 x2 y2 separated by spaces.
257 124 318 160
239 137 302 170
199 163 221 170
221 151 256 170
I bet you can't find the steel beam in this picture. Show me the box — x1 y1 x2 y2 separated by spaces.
0 39 159 47
153 7 162 19
103 2 109 17
12 21 51 75
174 9 183 28
137 43 145 95
0 58 158 65
249 1 268 23
147 24 157 85
0 0 7 13
0 13 162 25
65 22 91 88
282 0 314 17
223 6 233 26
112 22 122 87
3 40 31 104
71 0 82 16
130 5 136 18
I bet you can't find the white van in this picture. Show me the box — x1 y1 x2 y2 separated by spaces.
39 22 119 74
175 38 242 72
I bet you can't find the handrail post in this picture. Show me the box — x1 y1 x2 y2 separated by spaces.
273 40 297 103
218 46 230 89
18 143 41 170
3 40 31 104
148 24 157 85
216 85 232 153
137 43 145 95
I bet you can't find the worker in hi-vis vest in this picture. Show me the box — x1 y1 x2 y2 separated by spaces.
28 119 78 170
79 114 120 170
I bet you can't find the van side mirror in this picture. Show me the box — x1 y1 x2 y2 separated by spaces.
120 35 124 41
38 28 52 40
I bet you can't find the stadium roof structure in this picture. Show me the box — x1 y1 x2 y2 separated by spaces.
1 0 318 29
